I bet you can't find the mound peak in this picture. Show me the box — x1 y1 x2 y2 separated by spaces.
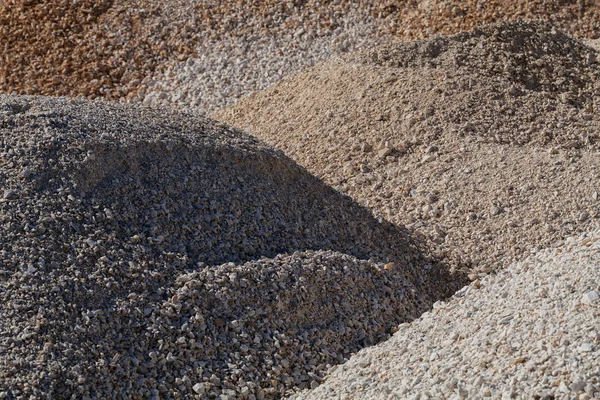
0 94 417 266
355 21 598 96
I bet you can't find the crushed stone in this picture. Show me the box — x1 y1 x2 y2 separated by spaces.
136 16 388 113
4 1 600 110
0 94 462 399
292 229 600 399
377 0 600 41
0 0 197 99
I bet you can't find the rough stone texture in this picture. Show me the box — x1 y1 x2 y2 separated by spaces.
0 94 461 399
2 1 600 108
135 2 600 114
135 16 388 113
377 0 600 41
0 0 198 99
0 0 385 102
1 4 600 400
293 229 600 400
148 250 432 399
216 21 600 274
585 38 600 50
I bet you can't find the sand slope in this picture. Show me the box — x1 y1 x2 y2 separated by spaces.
216 21 600 273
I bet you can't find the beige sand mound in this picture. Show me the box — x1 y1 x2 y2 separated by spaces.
215 21 600 273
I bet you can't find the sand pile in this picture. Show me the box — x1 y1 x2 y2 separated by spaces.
348 21 599 145
215 21 600 273
0 95 461 399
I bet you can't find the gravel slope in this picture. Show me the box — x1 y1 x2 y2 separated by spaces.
2 1 600 108
136 16 388 113
1 5 600 400
292 230 600 400
0 94 462 399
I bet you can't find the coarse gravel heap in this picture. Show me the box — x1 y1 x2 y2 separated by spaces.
377 0 600 41
0 94 462 399
215 21 600 274
0 0 197 99
0 0 386 104
135 1 600 114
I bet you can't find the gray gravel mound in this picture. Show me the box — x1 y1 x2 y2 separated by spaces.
150 250 428 399
0 95 460 399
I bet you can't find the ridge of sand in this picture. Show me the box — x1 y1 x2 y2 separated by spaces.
215 21 600 274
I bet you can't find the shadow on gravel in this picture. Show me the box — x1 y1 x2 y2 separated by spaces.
0 94 466 398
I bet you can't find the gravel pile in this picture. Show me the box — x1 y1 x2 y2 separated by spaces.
147 250 431 399
348 20 599 146
0 94 461 399
378 0 600 41
0 0 388 104
0 0 198 99
293 229 600 400
136 17 388 113
133 2 600 114
216 21 600 274
3 1 600 110
2 6 600 400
